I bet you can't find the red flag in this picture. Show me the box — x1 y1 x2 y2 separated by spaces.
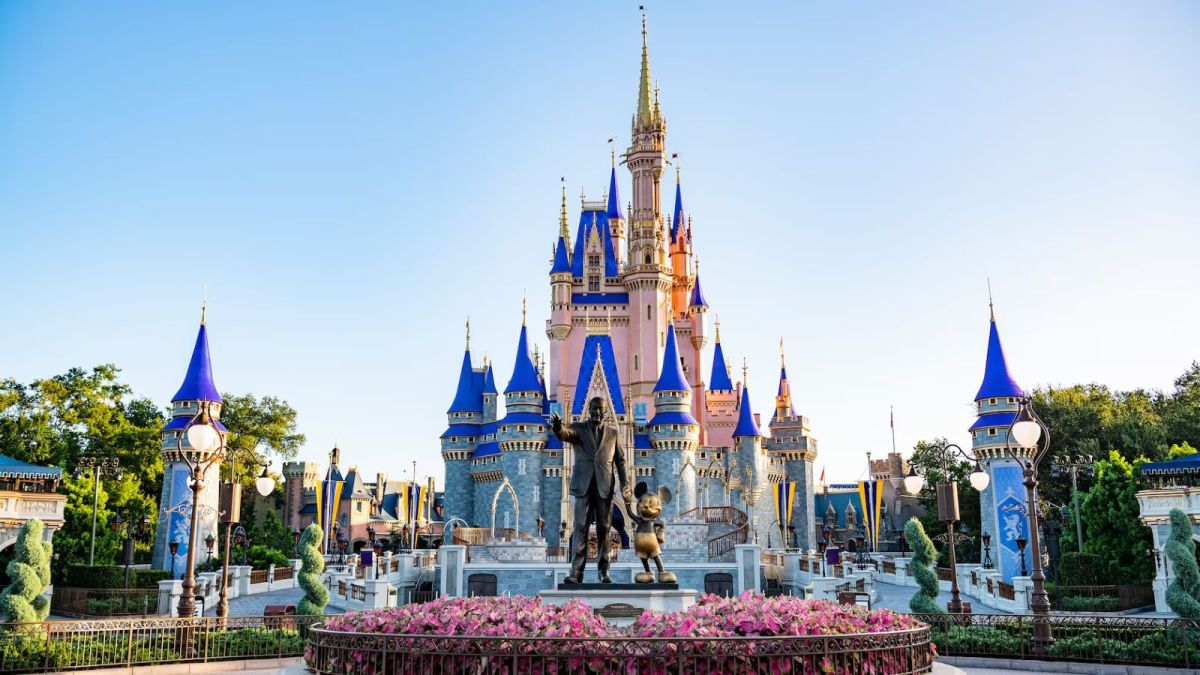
819 466 825 483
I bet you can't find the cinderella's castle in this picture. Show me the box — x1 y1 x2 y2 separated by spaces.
440 16 818 553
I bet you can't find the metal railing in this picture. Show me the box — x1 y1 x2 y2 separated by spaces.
0 614 323 673
915 613 1200 670
307 624 934 675
937 567 953 582
50 588 161 618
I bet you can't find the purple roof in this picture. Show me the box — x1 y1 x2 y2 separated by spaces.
709 340 734 391
171 324 221 403
975 320 1025 401
670 181 685 243
689 275 708 308
733 386 762 438
606 167 624 221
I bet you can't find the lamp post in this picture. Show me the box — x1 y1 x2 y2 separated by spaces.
1005 398 1054 655
902 442 989 614
233 525 248 566
204 534 215 562
111 513 149 588
1016 537 1028 575
1050 455 1092 553
168 539 179 580
216 455 274 619
74 456 122 567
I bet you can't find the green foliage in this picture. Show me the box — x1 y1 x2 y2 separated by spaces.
219 393 305 488
1168 442 1198 460
1060 595 1120 612
297 524 328 617
1164 508 1200 618
1059 451 1154 584
932 625 1023 655
904 518 942 614
62 565 168 589
0 520 52 622
907 438 982 565
1058 553 1104 586
247 509 295 556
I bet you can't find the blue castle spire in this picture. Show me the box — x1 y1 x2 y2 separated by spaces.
505 322 542 394
653 325 690 393
172 320 221 403
447 349 482 413
709 320 733 391
606 166 623 221
689 274 708 308
733 386 761 438
550 236 571 274
670 178 685 243
975 315 1024 401
482 361 497 395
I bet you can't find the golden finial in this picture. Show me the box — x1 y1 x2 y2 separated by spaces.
200 283 208 326
559 178 569 240
522 292 527 326
742 358 749 389
987 278 995 322
714 314 721 343
780 336 785 368
465 317 471 350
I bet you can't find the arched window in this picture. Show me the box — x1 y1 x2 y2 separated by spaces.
644 253 652 265
646 304 652 320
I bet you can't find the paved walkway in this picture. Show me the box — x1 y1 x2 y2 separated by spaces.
205 587 347 617
874 580 1011 614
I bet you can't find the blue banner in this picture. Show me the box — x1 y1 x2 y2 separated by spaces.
166 466 191 577
990 461 1031 583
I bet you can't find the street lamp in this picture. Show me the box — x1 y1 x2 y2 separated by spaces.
216 459 274 619
75 456 122 567
204 534 215 562
981 532 993 569
233 525 248 565
1016 537 1028 576
902 442 988 613
1005 398 1054 655
168 539 180 580
1051 455 1093 553
111 513 149 588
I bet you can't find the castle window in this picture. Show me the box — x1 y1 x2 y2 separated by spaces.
1007 397 1016 404
588 254 600 267
588 275 600 292
634 354 639 371
989 398 997 405
700 452 706 459
640 451 648 458
988 428 998 437
549 452 558 459
644 253 652 265
518 458 527 475
532 484 539 505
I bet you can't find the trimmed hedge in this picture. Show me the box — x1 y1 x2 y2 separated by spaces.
63 566 170 590
1059 553 1105 586
1060 595 1120 612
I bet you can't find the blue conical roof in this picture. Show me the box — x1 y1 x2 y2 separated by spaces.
447 350 482 413
733 386 761 438
550 236 571 274
689 275 708 307
606 167 623 221
709 340 733 391
778 366 788 395
482 363 497 395
504 324 542 394
653 325 691 393
670 181 685 243
172 324 221 403
975 319 1025 400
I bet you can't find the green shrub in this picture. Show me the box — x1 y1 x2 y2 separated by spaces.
246 545 289 570
130 569 169 588
0 520 51 622
1165 508 1200 618
1060 595 1120 612
905 518 942 614
1059 553 1106 586
933 625 1023 655
297 524 328 618
62 566 170 589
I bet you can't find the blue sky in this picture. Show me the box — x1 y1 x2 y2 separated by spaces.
2 2 1198 486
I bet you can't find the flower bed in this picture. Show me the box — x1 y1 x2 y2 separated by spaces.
307 593 934 674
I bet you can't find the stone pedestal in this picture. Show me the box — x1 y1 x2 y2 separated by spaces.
539 585 698 625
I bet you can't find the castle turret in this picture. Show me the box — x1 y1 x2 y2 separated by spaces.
647 325 698 514
687 261 709 439
970 300 1034 583
702 318 738 450
154 309 224 575
669 172 692 317
282 460 319 531
496 306 547 536
606 161 626 265
765 343 818 550
441 323 481 526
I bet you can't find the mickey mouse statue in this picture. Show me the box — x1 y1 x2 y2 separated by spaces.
629 481 677 584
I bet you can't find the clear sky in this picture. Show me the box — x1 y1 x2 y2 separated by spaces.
2 2 1198 486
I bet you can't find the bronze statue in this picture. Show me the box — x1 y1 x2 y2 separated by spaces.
630 482 677 584
550 397 633 584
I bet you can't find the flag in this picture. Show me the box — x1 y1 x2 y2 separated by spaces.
857 480 884 550
773 482 796 546
314 478 344 555
819 466 825 483
890 406 894 430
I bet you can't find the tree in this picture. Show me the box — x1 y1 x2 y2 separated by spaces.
297 524 328 618
908 438 982 564
1167 442 1197 460
905 518 942 614
1058 450 1153 583
0 520 52 622
1164 508 1200 618
218 393 304 527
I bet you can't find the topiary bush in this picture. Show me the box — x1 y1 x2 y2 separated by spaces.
297 524 327 618
905 518 943 614
1164 508 1200 618
0 519 51 622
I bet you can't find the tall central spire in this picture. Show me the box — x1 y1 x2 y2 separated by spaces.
636 11 654 130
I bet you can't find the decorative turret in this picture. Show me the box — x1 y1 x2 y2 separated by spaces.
709 319 733 392
498 301 547 536
482 360 498 423
154 308 223 574
606 159 626 264
669 170 693 318
764 340 818 551
733 385 761 439
970 302 1029 461
647 325 698 513
441 321 482 525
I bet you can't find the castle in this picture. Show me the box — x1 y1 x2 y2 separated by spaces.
439 17 818 552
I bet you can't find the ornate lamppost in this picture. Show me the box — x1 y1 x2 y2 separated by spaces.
1050 455 1092 553
1016 537 1029 576
204 534 215 562
75 456 122 566
233 525 248 565
168 539 180 579
216 457 274 619
1005 399 1054 655
981 532 993 569
903 442 989 613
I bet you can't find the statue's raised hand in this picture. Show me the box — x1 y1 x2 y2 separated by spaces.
550 411 563 434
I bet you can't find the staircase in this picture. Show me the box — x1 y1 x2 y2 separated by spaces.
677 506 749 560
